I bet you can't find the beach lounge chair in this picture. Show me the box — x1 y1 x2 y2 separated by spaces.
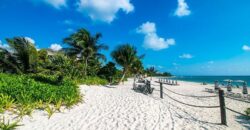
142 80 154 94
175 80 179 86
205 88 215 93
171 80 174 85
227 82 232 92
242 82 248 94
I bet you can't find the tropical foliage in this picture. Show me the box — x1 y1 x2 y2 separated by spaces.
0 117 21 130
111 44 144 83
145 66 172 77
0 73 81 112
0 37 38 74
245 108 250 116
98 62 117 83
0 28 152 123
63 29 108 76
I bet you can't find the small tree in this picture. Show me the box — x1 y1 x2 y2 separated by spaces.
111 44 144 83
0 37 38 73
98 62 117 83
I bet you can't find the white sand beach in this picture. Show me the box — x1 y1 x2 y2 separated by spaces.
3 78 250 130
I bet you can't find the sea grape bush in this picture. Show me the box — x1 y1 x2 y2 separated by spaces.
0 73 81 114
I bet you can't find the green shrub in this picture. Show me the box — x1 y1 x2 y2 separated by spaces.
76 76 108 85
0 94 15 111
98 62 116 82
245 108 250 116
28 73 63 85
0 73 81 115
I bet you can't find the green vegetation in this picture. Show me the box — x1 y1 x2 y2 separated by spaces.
0 117 21 130
245 108 250 116
111 44 144 83
145 67 172 77
0 28 172 129
0 73 81 115
75 76 108 85
63 29 108 76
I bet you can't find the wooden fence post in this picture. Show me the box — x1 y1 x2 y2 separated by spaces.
215 80 219 90
160 82 163 99
219 89 227 125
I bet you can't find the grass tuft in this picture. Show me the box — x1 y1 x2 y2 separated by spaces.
0 117 22 130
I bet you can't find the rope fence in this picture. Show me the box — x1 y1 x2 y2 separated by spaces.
226 107 249 117
224 96 250 103
162 91 220 108
152 80 250 126
163 87 218 98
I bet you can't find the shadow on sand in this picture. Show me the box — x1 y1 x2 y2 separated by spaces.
103 85 117 88
235 115 250 129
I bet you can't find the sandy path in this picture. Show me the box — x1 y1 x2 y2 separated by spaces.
6 78 249 130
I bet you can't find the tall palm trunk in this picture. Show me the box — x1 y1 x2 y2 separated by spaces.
119 69 126 84
84 58 88 76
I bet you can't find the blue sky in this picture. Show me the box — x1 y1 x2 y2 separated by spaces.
0 0 250 76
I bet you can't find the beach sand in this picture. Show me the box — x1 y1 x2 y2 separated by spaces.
2 78 250 130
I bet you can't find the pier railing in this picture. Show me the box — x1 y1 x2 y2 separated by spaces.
152 78 250 126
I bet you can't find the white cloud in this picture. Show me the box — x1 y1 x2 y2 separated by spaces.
31 0 67 9
242 45 250 51
25 37 35 44
50 43 62 51
0 40 10 50
77 0 134 23
179 53 193 59
175 0 191 17
137 22 175 51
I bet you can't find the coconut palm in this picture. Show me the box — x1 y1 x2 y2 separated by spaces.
63 28 108 76
111 44 144 83
145 67 157 76
0 37 38 73
130 58 144 74
0 48 21 73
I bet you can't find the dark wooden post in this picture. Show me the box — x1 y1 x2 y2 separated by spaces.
160 82 163 99
215 80 219 90
148 81 152 94
219 89 227 125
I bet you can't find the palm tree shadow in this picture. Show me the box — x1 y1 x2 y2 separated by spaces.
103 85 117 88
235 115 250 129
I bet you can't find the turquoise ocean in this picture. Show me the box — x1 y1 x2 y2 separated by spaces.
169 76 250 87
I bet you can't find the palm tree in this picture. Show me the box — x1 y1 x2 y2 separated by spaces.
63 28 108 76
0 48 21 73
0 37 38 73
130 58 144 74
111 44 144 83
145 67 157 76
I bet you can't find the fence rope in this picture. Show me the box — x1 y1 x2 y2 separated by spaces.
224 96 250 103
226 107 249 117
151 83 160 87
163 86 218 98
163 92 220 108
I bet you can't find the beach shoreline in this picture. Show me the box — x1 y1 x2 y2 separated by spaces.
2 78 249 130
